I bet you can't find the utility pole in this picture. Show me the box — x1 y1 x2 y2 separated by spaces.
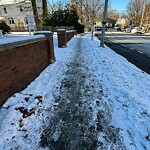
100 0 108 47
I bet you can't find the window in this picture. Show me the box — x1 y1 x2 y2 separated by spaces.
8 18 15 24
24 17 28 25
4 7 7 14
19 6 23 12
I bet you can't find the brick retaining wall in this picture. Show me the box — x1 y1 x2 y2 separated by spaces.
57 30 76 48
0 36 54 106
66 31 74 43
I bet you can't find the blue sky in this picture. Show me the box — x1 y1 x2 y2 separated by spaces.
48 0 130 13
110 0 130 12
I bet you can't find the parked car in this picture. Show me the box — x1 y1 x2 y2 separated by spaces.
95 27 102 31
131 27 144 34
114 24 121 31
94 27 102 36
125 27 133 33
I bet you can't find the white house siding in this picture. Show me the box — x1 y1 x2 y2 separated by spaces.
0 0 51 31
0 1 33 30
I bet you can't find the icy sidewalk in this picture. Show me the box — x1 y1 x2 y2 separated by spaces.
0 34 150 150
40 35 125 149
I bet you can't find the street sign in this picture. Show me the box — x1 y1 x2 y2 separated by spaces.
27 15 35 34
0 30 3 38
140 18 145 22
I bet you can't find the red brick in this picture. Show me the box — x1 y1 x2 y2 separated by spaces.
0 39 54 106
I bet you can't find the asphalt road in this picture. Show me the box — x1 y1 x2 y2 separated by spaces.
105 32 150 56
95 33 150 74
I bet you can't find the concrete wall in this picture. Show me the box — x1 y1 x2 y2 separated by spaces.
0 36 54 106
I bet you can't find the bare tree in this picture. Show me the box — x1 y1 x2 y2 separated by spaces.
71 0 103 31
107 9 119 21
127 0 146 26
89 0 102 38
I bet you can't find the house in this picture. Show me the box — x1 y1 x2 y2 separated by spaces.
106 18 116 28
116 18 129 28
0 0 51 31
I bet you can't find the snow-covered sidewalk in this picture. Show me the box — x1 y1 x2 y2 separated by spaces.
0 33 150 150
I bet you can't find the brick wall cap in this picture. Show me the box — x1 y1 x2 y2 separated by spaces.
0 37 46 52
34 31 53 34
57 29 66 31
57 29 66 34
66 30 74 33
34 31 53 36
35 31 53 33
0 35 44 45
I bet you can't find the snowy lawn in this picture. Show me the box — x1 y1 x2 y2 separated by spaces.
0 33 150 149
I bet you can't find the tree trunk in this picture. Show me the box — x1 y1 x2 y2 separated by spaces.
31 0 40 27
42 0 48 18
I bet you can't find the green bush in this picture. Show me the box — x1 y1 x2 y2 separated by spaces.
74 23 84 33
0 22 11 34
42 5 84 33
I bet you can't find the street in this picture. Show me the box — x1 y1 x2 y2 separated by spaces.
97 31 150 74
105 32 150 57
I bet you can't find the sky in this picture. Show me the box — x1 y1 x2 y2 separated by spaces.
110 0 130 12
48 0 130 13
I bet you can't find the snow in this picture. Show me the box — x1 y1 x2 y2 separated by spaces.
0 34 45 45
0 0 29 5
34 31 53 34
57 29 66 31
0 33 150 149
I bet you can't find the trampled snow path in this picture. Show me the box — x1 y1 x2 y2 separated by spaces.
40 36 125 149
0 33 150 150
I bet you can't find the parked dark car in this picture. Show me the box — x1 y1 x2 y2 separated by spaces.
114 25 121 31
95 27 102 31
94 27 102 36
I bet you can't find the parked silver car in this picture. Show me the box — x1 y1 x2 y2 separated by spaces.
131 27 144 34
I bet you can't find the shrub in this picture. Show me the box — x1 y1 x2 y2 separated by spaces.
0 22 11 34
42 5 84 33
74 23 84 33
